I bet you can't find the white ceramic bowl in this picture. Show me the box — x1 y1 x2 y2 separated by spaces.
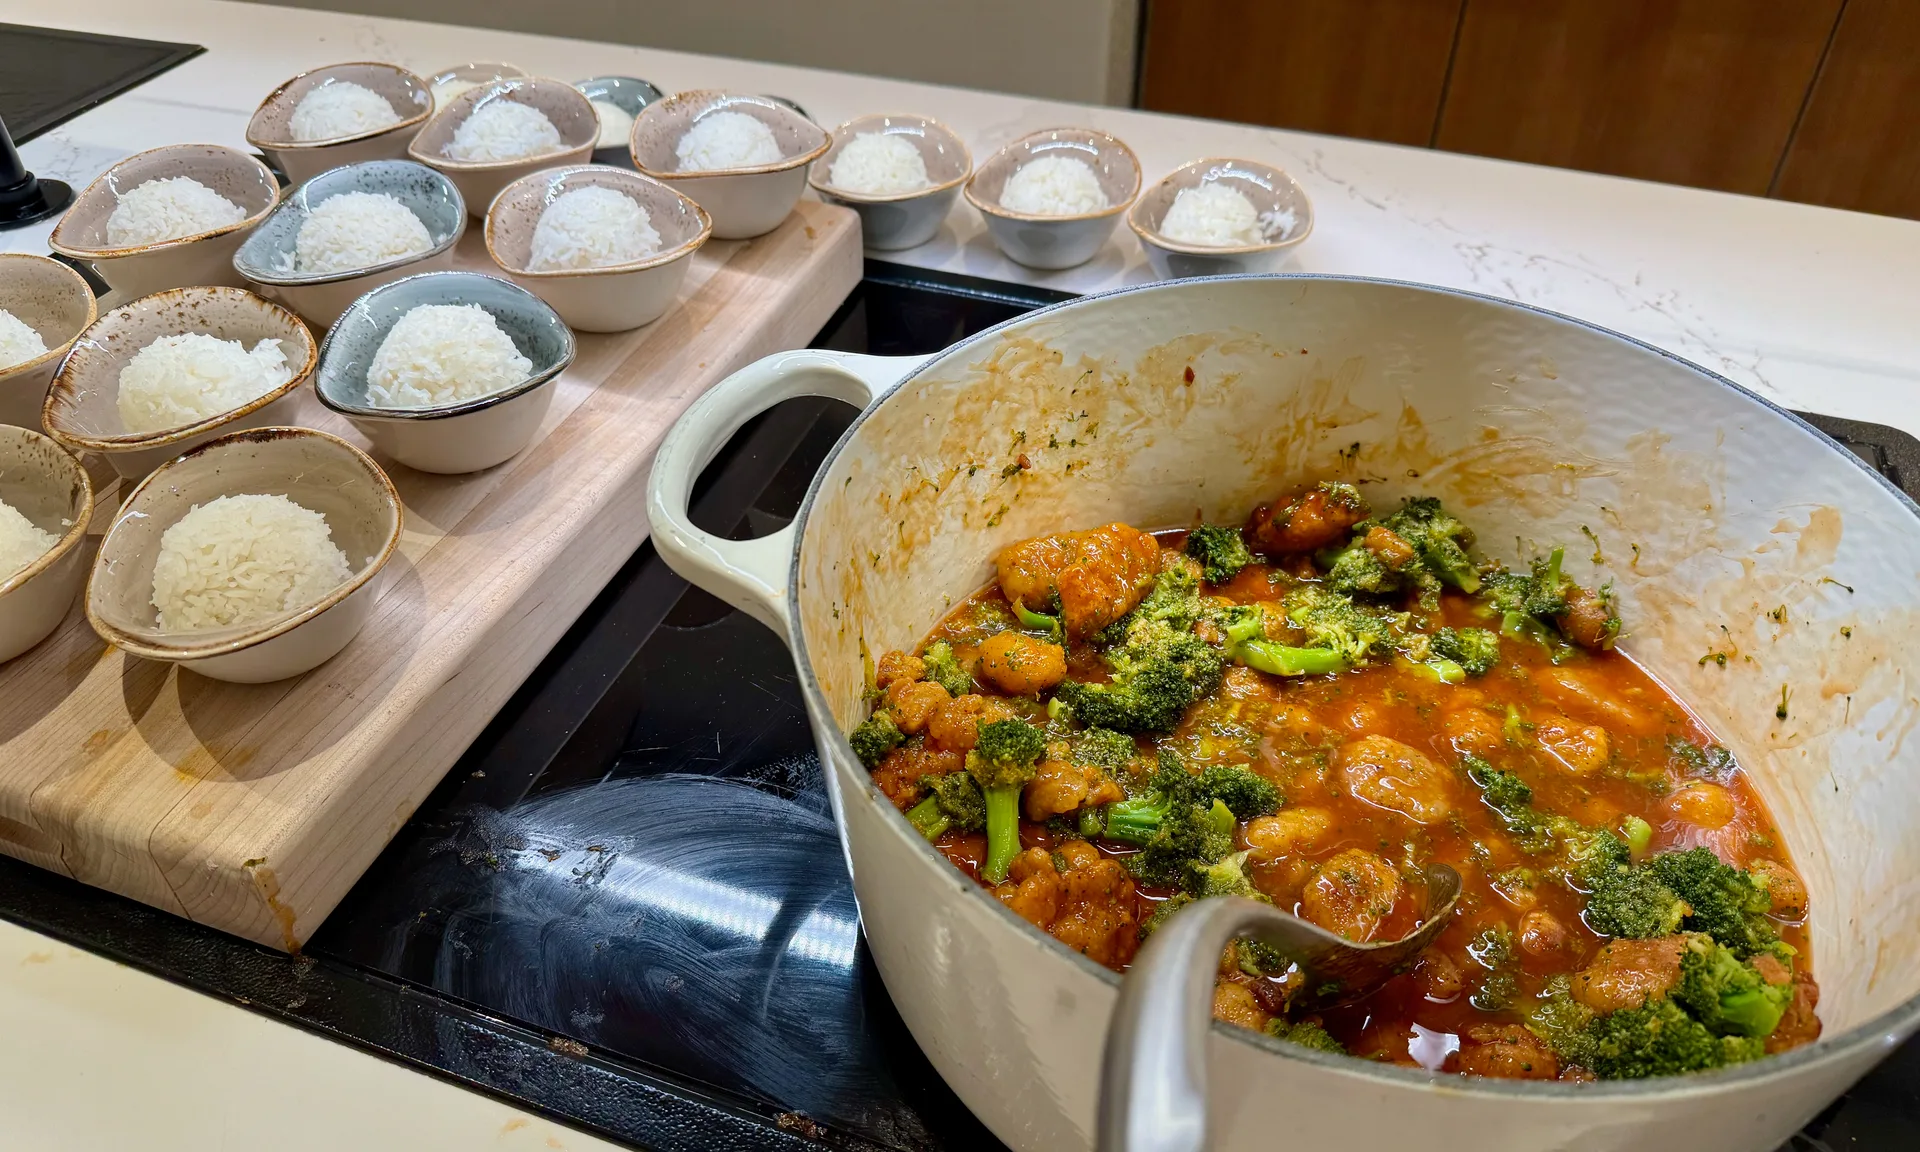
647 275 1920 1152
964 127 1140 270
244 62 434 187
86 426 400 684
232 159 466 328
0 426 92 663
43 286 318 482
1128 157 1314 279
630 91 830 240
47 145 282 299
314 270 575 474
809 113 972 251
484 165 710 333
407 78 597 220
0 254 96 430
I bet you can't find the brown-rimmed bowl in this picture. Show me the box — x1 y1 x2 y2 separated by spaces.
47 145 281 299
1128 157 1314 280
630 91 829 240
809 113 971 252
964 127 1140 270
408 77 597 219
244 61 434 188
429 61 527 111
0 254 97 430
85 426 400 684
0 426 92 663
485 165 710 333
43 286 318 482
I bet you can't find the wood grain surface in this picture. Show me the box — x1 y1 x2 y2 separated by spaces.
1139 0 1466 147
0 200 863 949
1772 0 1920 222
1433 0 1842 196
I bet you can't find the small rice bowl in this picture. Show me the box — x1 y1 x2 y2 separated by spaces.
105 177 247 247
445 100 562 163
0 308 49 370
281 191 433 275
828 132 930 195
150 493 352 631
1158 183 1297 247
0 497 59 583
528 186 661 271
288 80 402 142
1000 155 1108 216
117 333 293 434
591 100 635 149
366 303 532 408
675 111 782 172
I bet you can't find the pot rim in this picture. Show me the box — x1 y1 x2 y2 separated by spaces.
779 270 1920 1099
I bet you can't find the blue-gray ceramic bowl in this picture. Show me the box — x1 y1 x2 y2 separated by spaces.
574 75 667 168
233 159 466 327
315 270 574 474
809 113 971 251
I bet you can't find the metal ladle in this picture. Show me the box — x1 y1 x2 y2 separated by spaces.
1097 863 1463 1152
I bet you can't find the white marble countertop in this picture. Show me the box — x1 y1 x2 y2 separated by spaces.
2 2 1919 1146
7 0 1920 433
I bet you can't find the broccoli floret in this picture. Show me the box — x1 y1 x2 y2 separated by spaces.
1281 586 1404 665
1485 547 1571 620
1236 937 1288 977
1526 976 1600 1070
966 719 1046 884
1218 605 1349 678
1674 934 1794 1039
1647 848 1780 958
1464 756 1533 818
1193 849 1264 900
1185 524 1254 584
1072 727 1139 774
919 641 973 697
904 796 948 841
1323 539 1402 598
1583 866 1689 939
1465 755 1635 889
1191 763 1282 820
926 771 987 831
1142 893 1193 936
1099 755 1276 892
1381 497 1481 593
1584 998 1764 1079
1128 797 1237 891
1432 627 1500 676
1267 1018 1346 1054
848 711 903 768
1058 598 1225 733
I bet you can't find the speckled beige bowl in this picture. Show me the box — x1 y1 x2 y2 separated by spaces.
0 426 92 664
244 61 434 187
964 127 1140 270
408 78 597 219
485 165 711 332
1127 157 1314 279
429 61 527 111
86 426 400 684
43 286 318 482
0 255 96 430
631 91 829 239
809 113 971 251
47 145 282 299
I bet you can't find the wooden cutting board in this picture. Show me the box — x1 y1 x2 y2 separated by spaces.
0 200 862 950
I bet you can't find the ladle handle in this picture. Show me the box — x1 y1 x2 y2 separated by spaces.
646 349 923 635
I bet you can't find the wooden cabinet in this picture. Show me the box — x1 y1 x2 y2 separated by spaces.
1138 0 1920 220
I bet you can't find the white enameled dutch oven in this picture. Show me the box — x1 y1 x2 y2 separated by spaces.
645 275 1920 1152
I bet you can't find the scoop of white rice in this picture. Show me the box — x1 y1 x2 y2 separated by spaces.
150 493 352 632
1000 155 1108 216
105 177 247 247
1160 183 1263 247
445 100 563 162
0 308 49 370
281 191 433 275
288 80 402 142
117 334 292 434
591 100 635 149
675 111 782 172
828 132 929 195
528 186 661 271
366 303 532 408
0 497 59 583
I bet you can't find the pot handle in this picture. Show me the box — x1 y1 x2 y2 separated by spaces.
646 348 925 636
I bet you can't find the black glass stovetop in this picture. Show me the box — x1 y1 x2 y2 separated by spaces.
0 24 203 144
1 262 1916 1151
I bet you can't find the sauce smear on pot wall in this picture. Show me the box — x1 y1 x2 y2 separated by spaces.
849 483 1820 1081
